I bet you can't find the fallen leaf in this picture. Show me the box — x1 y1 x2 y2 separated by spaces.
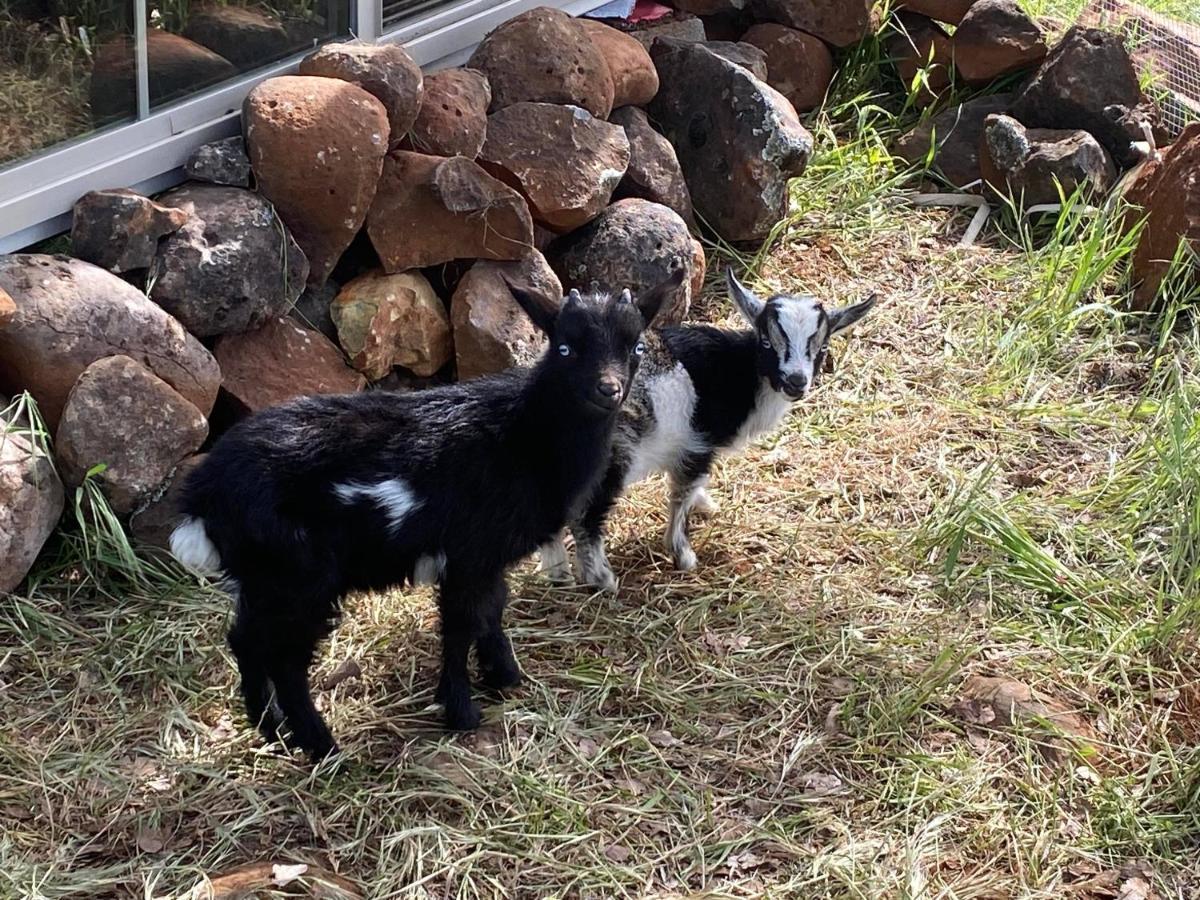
800 772 843 796
823 703 843 738
603 844 631 863
576 737 600 760
209 714 238 742
953 675 1099 760
321 659 362 691
174 862 363 900
136 825 166 853
649 730 681 748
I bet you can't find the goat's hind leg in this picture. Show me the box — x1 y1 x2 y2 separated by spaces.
667 453 714 572
436 571 484 730
475 574 521 692
228 613 285 742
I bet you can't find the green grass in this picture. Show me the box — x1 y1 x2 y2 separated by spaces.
3 6 1200 899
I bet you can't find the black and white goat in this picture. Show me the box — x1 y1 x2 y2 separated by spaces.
170 272 681 759
540 268 876 591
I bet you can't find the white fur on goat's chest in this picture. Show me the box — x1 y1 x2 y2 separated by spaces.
728 381 793 451
623 364 705 486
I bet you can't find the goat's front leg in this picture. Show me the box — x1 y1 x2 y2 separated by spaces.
572 458 627 593
536 531 572 584
667 454 714 572
436 572 484 730
475 573 522 692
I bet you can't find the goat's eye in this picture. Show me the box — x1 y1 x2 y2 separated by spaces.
634 341 645 357
558 344 571 357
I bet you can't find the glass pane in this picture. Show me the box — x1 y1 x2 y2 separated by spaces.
0 0 136 168
148 0 352 109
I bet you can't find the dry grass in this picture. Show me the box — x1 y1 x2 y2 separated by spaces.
4 2 1200 898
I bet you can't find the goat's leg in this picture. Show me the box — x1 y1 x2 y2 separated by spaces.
475 574 521 692
436 572 483 730
691 476 719 517
536 530 572 583
265 625 338 760
667 453 714 572
228 613 285 741
572 458 627 593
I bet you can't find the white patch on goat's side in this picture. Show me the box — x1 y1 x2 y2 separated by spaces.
624 364 708 487
413 552 447 586
730 380 793 451
333 477 423 532
169 517 222 575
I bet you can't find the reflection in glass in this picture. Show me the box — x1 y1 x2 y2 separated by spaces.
0 0 136 167
147 0 351 110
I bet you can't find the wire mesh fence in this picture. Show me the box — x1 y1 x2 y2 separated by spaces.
1079 0 1200 139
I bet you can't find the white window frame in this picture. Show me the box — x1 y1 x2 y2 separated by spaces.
0 0 606 252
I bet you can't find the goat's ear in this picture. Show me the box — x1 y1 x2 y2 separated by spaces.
634 267 685 329
726 268 765 326
506 281 561 336
828 293 878 336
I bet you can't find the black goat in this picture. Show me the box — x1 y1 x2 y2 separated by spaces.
171 272 681 758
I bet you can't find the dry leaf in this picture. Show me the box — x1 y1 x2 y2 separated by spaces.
575 737 600 760
603 844 632 863
321 659 362 691
136 825 166 853
175 862 363 900
649 730 681 748
800 772 843 795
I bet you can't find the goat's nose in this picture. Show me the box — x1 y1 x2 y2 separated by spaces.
597 378 622 399
784 374 808 395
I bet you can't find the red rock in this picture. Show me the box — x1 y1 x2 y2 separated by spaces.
577 18 659 108
214 316 365 414
451 253 558 380
129 454 206 551
244 75 390 285
182 5 291 69
0 287 14 328
747 0 873 49
1124 123 1200 311
547 199 698 326
0 254 221 428
953 0 1046 85
332 270 452 379
741 23 835 113
888 14 954 108
480 102 629 233
55 356 208 515
609 106 694 227
0 415 64 592
70 189 189 274
468 6 615 118
649 40 812 243
367 151 533 272
401 68 491 158
299 41 424 144
979 114 1116 207
895 0 977 24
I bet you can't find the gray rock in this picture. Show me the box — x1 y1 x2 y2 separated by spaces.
702 41 769 80
648 39 813 243
150 184 309 337
547 198 698 326
183 136 252 187
609 106 694 227
55 355 208 516
980 114 1117 206
893 93 1012 189
1010 27 1151 169
70 188 189 274
0 416 64 593
290 280 339 342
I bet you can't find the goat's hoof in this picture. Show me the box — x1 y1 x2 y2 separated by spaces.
693 489 719 516
481 665 523 692
582 566 618 594
308 740 341 763
673 546 698 572
540 564 573 585
444 700 482 731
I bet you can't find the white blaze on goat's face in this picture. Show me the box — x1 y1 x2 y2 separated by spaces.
763 296 828 400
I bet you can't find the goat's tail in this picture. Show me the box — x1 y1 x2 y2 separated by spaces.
169 516 223 576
